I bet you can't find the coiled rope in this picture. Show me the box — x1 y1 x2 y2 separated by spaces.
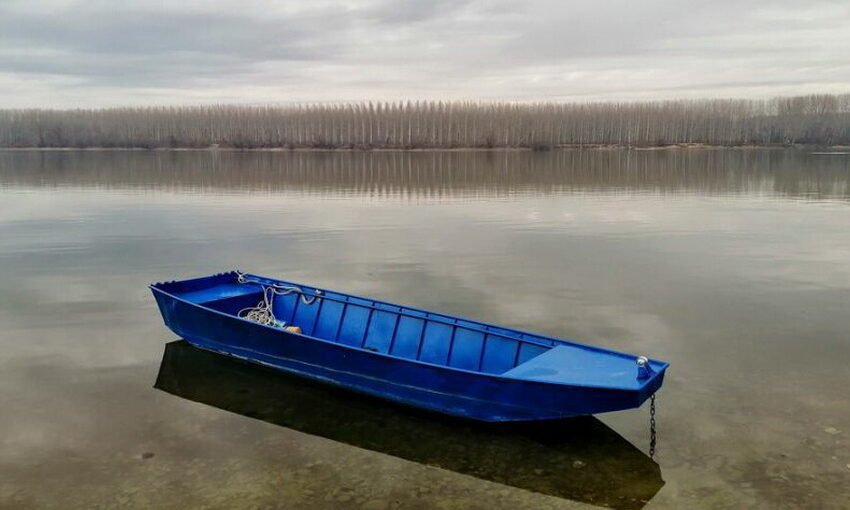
235 271 319 327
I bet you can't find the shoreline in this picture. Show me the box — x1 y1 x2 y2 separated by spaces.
1 143 849 152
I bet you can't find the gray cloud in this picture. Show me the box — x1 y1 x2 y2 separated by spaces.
0 0 848 107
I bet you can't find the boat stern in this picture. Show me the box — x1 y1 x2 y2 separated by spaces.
502 345 669 414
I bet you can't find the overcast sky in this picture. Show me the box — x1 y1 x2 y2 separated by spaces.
1 0 849 108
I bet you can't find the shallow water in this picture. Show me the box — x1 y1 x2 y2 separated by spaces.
1 149 849 509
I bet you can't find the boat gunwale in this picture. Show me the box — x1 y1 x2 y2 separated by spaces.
236 271 650 361
150 270 669 390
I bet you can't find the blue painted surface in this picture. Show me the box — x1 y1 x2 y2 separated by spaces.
502 345 660 390
150 270 669 422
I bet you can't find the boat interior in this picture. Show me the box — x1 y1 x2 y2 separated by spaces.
154 272 564 375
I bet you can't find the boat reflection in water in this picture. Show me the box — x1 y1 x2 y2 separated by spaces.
154 341 664 510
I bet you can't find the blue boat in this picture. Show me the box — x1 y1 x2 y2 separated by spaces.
151 270 668 422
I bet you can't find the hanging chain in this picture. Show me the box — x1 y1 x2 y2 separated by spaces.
649 393 657 459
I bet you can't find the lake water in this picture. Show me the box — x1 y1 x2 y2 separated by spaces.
1 149 848 509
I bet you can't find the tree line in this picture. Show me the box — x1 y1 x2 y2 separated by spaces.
1 94 849 149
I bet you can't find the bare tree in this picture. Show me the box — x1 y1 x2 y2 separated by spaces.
0 95 848 149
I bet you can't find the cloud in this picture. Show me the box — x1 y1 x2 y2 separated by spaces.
0 0 848 106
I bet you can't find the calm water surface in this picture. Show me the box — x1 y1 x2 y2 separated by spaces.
1 149 849 509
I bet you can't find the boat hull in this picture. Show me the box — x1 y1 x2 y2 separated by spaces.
152 278 666 422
